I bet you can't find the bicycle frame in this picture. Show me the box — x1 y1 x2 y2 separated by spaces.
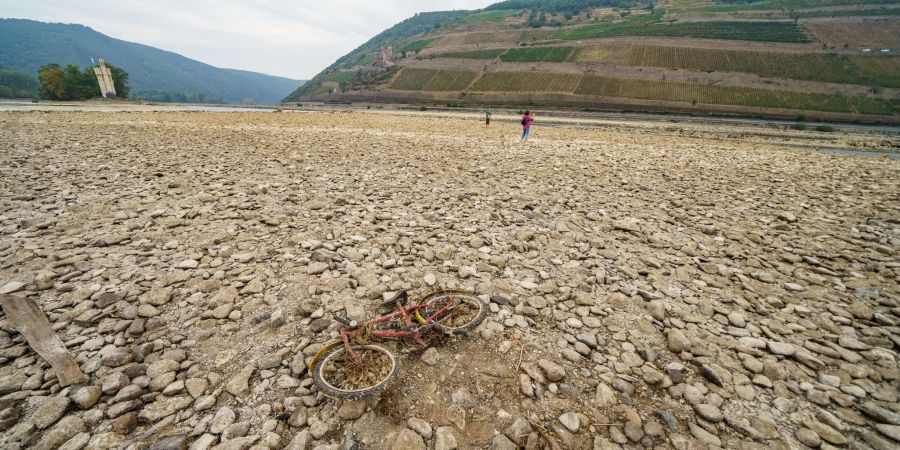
337 298 456 358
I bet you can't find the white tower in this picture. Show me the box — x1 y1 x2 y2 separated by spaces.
93 59 117 99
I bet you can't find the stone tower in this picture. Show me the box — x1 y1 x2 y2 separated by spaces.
93 59 117 99
371 46 394 68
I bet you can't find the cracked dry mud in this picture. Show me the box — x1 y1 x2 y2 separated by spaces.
0 109 898 450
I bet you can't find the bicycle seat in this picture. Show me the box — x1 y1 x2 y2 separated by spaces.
378 290 409 309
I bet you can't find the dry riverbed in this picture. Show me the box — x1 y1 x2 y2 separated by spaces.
0 110 898 450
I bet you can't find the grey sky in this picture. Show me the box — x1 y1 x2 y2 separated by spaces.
0 0 496 80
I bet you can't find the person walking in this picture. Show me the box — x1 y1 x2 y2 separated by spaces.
521 110 534 142
484 107 492 127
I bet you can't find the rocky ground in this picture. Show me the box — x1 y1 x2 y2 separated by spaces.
0 109 898 450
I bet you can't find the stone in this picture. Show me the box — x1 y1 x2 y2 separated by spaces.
434 426 458 450
559 412 580 432
337 400 366 420
451 387 477 409
407 417 432 439
32 415 86 450
210 436 259 450
58 432 91 450
795 428 821 448
189 434 218 450
149 435 191 450
421 347 441 366
211 407 237 434
490 434 518 450
101 372 130 394
139 395 193 422
225 365 254 396
767 341 796 356
390 428 425 450
33 396 71 429
538 359 566 382
802 417 848 445
504 417 533 445
69 386 103 409
667 329 691 353
595 382 617 408
874 424 900 442
287 406 307 428
694 404 723 423
0 281 25 294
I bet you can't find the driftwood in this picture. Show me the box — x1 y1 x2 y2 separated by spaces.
0 294 87 386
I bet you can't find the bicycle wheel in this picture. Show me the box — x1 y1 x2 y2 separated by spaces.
418 290 487 335
312 344 398 400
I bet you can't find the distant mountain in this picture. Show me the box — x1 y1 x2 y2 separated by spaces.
0 19 304 104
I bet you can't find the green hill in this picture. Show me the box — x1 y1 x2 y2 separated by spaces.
287 0 900 120
0 19 304 104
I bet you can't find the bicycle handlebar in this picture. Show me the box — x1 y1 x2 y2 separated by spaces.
332 315 357 327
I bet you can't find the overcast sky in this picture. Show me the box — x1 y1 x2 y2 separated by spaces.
0 0 496 80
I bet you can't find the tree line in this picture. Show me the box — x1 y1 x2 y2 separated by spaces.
0 62 130 100
37 63 129 100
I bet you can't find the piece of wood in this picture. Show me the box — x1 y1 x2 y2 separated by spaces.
0 294 86 386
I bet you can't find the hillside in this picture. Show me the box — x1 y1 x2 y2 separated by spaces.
288 0 900 120
0 19 304 104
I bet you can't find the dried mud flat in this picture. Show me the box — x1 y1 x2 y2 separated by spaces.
0 110 898 450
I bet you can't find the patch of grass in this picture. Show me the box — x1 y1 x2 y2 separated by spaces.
815 125 835 132
553 20 810 43
395 38 434 53
328 71 356 83
439 49 508 59
790 6 900 19
452 9 521 26
500 46 576 62
700 0 891 13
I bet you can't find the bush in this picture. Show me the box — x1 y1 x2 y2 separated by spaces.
815 125 834 132
791 123 807 130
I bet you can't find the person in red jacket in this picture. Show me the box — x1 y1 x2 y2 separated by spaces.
521 110 534 142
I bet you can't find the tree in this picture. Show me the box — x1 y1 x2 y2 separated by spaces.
38 64 67 100
107 64 130 99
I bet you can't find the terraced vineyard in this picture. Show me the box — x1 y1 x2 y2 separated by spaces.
390 68 477 91
574 75 898 115
618 46 900 88
440 49 507 60
550 20 810 43
289 0 900 121
699 0 893 13
500 47 575 63
472 71 583 93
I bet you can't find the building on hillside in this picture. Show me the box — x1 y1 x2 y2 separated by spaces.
322 81 341 94
93 59 117 99
372 46 393 68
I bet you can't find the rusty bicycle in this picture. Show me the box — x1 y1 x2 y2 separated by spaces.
308 289 486 400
